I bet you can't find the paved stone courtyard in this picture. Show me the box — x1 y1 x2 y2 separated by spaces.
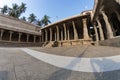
0 46 120 80
30 46 120 57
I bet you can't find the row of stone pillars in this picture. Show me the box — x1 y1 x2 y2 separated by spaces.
0 29 42 43
94 11 115 44
42 18 90 42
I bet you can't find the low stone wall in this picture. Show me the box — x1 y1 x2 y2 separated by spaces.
99 36 120 47
58 40 92 47
0 41 42 47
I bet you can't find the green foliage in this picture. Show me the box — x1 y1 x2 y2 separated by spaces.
41 15 51 26
36 19 42 26
0 3 52 27
21 16 26 21
8 3 26 18
28 13 36 23
0 5 8 14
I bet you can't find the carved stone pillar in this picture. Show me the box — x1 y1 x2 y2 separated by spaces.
50 28 52 41
72 21 78 40
9 31 13 41
83 19 89 40
67 28 70 40
27 34 29 42
0 30 4 40
56 26 59 41
45 29 48 42
94 24 99 45
34 36 36 43
101 11 113 39
97 19 104 40
18 33 22 42
63 23 67 40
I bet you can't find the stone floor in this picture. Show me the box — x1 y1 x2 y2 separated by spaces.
30 46 120 57
0 46 120 80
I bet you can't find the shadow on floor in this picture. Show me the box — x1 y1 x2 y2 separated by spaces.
90 58 120 80
0 71 8 80
47 46 89 80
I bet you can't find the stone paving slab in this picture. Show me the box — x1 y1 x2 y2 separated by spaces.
0 47 120 80
30 46 120 57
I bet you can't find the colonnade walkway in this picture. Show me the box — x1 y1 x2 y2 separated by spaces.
0 46 120 80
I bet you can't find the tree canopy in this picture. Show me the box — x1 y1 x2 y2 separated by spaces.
41 15 51 26
0 3 51 27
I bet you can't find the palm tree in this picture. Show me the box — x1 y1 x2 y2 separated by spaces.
28 13 36 23
21 16 26 21
0 5 8 14
8 3 19 18
36 19 42 26
18 2 26 16
41 15 51 26
8 3 26 18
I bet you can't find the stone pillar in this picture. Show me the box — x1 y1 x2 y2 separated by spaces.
27 34 29 42
50 28 52 41
101 11 114 39
34 36 36 43
56 26 59 41
63 23 67 40
61 29 63 41
9 31 13 41
97 19 104 40
45 29 48 42
72 21 78 40
0 30 4 40
55 31 57 41
42 31 44 42
94 24 99 45
18 33 22 42
83 19 89 40
67 28 70 40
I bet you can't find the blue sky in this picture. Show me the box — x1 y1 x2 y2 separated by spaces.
0 0 94 22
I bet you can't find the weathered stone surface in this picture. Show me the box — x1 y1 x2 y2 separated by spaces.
0 47 120 80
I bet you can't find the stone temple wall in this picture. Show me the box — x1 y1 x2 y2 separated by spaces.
0 14 37 31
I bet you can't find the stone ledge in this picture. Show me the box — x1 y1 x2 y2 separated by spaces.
99 36 120 47
0 41 42 47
